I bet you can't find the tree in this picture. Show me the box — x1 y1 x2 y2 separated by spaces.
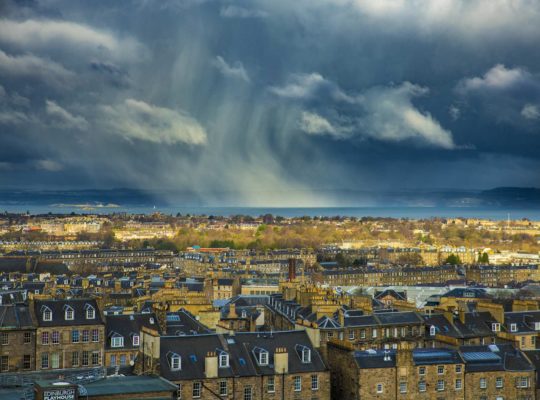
444 254 462 265
478 252 489 264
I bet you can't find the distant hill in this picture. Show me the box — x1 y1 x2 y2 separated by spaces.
479 187 540 207
1 187 540 209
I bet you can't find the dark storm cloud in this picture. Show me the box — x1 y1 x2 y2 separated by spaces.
1 0 540 205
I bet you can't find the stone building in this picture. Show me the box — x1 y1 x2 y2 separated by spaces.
0 304 35 373
33 298 105 370
104 312 161 367
327 340 534 400
139 329 330 400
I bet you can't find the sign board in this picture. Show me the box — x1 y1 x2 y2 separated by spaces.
43 388 77 400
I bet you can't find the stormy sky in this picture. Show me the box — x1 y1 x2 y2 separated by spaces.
1 0 540 206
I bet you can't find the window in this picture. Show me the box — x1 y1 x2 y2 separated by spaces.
1 333 8 345
171 354 181 370
480 378 487 389
120 355 126 366
86 306 95 319
360 329 366 339
376 383 383 393
132 335 140 346
177 383 182 399
437 380 445 391
511 323 517 332
399 382 407 393
52 331 60 344
65 307 74 321
535 322 540 331
311 375 319 391
496 377 503 388
0 356 8 372
418 381 426 392
243 386 252 400
41 331 49 345
72 352 79 367
111 336 124 348
372 328 378 338
456 365 462 373
72 330 79 343
301 347 311 363
419 366 426 375
219 352 229 368
82 330 89 343
51 353 60 369
43 308 52 321
492 323 500 332
267 376 275 393
219 380 227 396
92 351 100 365
82 351 89 366
349 330 355 340
519 377 529 388
23 354 31 370
294 376 302 392
92 329 99 342
24 332 31 344
258 351 268 366
193 382 202 398
41 353 49 369
438 365 444 375
456 379 462 390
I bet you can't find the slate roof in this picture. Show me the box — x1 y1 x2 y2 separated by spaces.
412 348 463 365
0 304 34 329
424 312 498 339
503 311 540 334
34 298 104 327
165 309 212 336
375 311 424 326
159 330 326 381
460 344 534 372
354 349 396 369
105 313 161 350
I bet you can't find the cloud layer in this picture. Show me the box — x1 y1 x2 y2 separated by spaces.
0 0 540 205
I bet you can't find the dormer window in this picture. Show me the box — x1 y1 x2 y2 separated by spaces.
85 305 95 320
430 326 436 336
111 334 124 348
535 322 540 331
64 305 74 321
132 335 140 346
492 323 500 332
219 351 229 368
42 306 52 322
241 310 247 318
510 323 517 332
169 353 181 371
253 347 269 366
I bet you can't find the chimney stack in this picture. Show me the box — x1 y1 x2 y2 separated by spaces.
274 347 289 374
288 259 297 281
205 351 218 378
